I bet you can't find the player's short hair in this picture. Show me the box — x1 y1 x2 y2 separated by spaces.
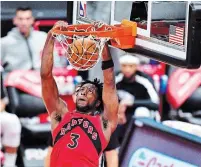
16 7 32 14
80 78 103 112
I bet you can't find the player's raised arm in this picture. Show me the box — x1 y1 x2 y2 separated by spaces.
40 24 68 117
101 44 119 132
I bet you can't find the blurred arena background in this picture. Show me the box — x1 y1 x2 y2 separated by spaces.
1 1 201 167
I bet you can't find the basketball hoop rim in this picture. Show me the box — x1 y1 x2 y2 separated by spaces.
51 22 136 38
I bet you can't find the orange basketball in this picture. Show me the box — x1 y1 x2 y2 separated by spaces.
67 38 99 70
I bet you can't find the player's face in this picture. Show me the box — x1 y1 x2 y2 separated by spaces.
76 83 99 113
121 64 137 78
72 85 81 103
13 10 34 35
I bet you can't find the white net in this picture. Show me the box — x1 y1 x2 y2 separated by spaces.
52 22 111 71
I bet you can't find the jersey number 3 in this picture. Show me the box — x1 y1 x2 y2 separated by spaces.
67 133 80 149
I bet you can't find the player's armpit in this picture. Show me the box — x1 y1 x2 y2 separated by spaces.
101 115 109 129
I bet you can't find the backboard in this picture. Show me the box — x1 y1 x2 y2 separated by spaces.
73 1 201 69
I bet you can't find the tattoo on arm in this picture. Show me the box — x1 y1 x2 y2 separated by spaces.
54 113 62 122
102 116 109 129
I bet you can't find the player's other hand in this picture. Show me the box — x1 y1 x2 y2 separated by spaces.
52 21 68 31
93 21 105 30
47 21 68 42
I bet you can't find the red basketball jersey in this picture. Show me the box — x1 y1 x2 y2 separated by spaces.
50 111 108 167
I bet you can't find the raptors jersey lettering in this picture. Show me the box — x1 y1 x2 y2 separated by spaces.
50 111 108 167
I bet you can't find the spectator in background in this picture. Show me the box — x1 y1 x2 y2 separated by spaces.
0 70 21 167
116 54 159 143
1 7 47 73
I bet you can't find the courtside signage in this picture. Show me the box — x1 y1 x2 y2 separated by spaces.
128 148 198 167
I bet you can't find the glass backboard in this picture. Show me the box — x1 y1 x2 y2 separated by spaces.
73 1 201 68
73 1 111 24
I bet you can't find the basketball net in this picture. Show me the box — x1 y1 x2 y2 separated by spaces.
52 22 111 71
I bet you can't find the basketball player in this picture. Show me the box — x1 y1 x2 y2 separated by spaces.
41 21 119 167
44 84 119 167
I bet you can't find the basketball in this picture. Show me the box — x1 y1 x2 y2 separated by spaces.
67 38 99 70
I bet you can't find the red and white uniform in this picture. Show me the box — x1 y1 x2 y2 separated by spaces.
51 111 108 167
